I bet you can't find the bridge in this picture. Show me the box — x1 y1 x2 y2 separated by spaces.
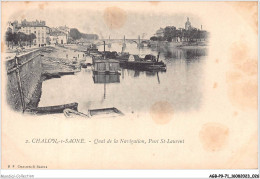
93 36 150 48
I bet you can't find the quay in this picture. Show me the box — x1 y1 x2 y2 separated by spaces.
5 49 43 112
5 45 86 112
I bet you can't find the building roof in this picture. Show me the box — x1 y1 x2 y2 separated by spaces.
50 31 67 36
21 25 50 28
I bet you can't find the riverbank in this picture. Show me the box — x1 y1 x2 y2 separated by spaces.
41 46 81 77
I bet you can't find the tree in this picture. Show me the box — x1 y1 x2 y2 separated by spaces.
69 28 100 41
29 33 36 47
69 28 82 40
200 30 209 41
150 36 158 41
5 31 13 47
150 26 209 43
81 33 99 40
16 32 27 46
183 29 189 42
25 34 30 46
46 36 51 45
12 32 19 45
157 36 164 41
164 26 176 42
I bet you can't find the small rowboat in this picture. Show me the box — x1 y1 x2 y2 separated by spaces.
63 107 124 118
26 102 78 114
63 109 89 118
88 107 124 117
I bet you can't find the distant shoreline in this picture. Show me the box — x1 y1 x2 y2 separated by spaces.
148 41 208 49
176 45 208 49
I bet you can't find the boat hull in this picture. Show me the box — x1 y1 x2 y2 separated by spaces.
120 61 166 71
26 102 78 114
88 107 124 117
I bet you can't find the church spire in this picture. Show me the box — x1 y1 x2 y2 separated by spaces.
185 17 191 30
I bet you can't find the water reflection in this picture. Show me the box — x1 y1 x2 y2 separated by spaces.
93 74 120 83
151 45 207 60
39 43 208 114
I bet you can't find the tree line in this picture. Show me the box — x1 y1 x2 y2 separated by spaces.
69 28 99 42
150 26 209 42
5 31 36 48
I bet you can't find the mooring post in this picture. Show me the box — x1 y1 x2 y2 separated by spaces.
15 56 26 112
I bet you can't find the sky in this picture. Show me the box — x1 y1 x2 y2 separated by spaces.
6 2 204 39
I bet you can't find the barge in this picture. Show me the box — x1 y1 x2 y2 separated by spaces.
120 54 166 71
92 59 120 74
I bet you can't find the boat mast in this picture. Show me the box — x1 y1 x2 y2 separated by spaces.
108 35 111 48
103 41 106 59
122 35 126 52
104 83 106 99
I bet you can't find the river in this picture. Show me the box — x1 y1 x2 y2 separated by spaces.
39 42 207 115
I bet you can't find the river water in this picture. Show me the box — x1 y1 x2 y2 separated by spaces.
39 42 207 115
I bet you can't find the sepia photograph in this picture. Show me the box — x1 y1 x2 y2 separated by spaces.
4 4 209 117
1 1 258 176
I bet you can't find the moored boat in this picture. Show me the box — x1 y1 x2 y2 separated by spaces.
26 102 78 114
91 43 121 74
86 44 99 55
120 53 166 71
88 107 124 117
63 107 124 118
92 59 120 74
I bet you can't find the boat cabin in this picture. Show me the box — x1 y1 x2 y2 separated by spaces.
87 44 99 55
144 54 157 62
128 54 157 62
103 51 118 59
129 55 142 62
93 59 120 74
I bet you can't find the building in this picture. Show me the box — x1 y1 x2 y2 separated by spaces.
6 22 13 33
49 30 67 44
7 20 21 33
21 19 46 26
7 20 18 33
19 25 50 46
185 17 192 30
18 19 50 46
155 28 165 37
51 26 70 42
